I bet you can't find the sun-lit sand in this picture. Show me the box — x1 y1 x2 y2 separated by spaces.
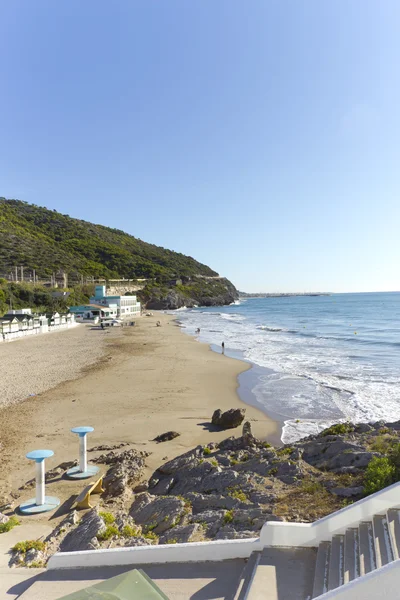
0 312 278 511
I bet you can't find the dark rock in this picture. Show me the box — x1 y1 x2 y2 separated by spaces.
212 408 246 430
88 443 130 453
354 424 374 434
186 492 238 514
129 493 187 534
198 469 249 494
330 486 364 497
133 481 149 493
300 439 373 472
102 450 148 496
152 431 181 443
191 510 227 537
159 524 203 544
60 509 105 552
158 447 203 475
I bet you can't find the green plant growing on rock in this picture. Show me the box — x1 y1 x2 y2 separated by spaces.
99 512 115 525
230 457 239 466
0 516 20 534
203 447 211 456
228 488 248 502
143 530 158 541
262 442 271 448
97 525 120 541
210 459 218 467
12 540 46 553
321 423 354 436
167 538 178 544
121 525 139 538
277 447 294 456
223 510 234 524
364 457 396 495
28 561 44 568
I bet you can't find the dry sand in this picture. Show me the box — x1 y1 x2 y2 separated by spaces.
0 312 278 517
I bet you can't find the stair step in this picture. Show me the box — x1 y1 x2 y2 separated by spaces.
328 534 344 591
359 521 376 575
312 541 331 598
232 551 260 600
344 528 359 583
387 508 400 561
373 514 394 568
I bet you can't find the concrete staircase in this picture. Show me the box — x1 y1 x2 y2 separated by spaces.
232 547 317 600
312 508 400 597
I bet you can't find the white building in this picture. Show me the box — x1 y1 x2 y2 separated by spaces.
90 285 141 318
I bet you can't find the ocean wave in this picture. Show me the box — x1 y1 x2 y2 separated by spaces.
175 296 400 443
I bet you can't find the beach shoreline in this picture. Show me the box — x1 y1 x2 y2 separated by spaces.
0 311 279 511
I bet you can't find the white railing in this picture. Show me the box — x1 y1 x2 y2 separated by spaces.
317 558 400 599
47 538 261 570
260 481 400 547
47 481 400 572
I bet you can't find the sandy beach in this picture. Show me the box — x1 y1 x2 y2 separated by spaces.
0 312 278 514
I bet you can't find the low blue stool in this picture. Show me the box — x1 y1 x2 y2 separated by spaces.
19 450 60 514
66 426 99 480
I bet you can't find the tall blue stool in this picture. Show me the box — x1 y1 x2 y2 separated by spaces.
66 426 99 479
19 450 60 514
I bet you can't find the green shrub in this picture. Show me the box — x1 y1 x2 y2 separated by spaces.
121 525 139 538
143 530 158 541
301 481 324 494
99 511 115 525
0 516 20 534
262 442 271 448
97 525 120 541
230 457 239 466
210 459 218 467
223 510 234 524
321 423 354 436
228 488 247 502
12 540 46 553
277 447 294 456
167 538 178 544
364 457 396 495
369 435 398 455
203 447 211 456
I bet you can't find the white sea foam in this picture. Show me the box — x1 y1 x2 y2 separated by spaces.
177 298 400 443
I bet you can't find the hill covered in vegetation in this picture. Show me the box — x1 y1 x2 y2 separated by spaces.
0 198 238 310
0 198 218 280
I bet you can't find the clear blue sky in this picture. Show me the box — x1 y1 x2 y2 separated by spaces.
1 1 399 292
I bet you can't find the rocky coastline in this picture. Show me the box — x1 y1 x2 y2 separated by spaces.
6 417 400 568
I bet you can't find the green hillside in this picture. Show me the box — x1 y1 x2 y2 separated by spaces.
0 198 217 280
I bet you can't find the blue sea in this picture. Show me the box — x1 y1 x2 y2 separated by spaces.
175 293 400 443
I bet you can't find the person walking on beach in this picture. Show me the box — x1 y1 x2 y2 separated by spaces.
222 341 225 355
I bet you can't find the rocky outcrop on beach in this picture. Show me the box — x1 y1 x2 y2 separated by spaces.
211 408 246 429
9 419 400 566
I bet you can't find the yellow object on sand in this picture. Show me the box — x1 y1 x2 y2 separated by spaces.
74 476 104 510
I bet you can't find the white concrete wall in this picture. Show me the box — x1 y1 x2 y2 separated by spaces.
0 321 78 344
47 538 261 570
260 481 400 547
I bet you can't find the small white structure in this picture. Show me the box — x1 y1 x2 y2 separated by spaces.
90 285 141 318
0 310 76 343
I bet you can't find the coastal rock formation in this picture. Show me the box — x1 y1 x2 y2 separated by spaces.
212 408 246 429
94 449 149 497
13 419 400 565
152 431 181 443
